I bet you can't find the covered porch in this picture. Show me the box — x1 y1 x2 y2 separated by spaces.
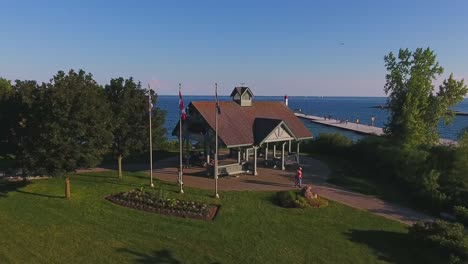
177 118 304 177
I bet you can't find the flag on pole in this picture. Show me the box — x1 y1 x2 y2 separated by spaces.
215 83 221 114
179 85 187 120
149 96 154 116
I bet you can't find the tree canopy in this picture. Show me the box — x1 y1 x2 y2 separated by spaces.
0 70 167 177
105 77 153 178
384 48 468 147
17 70 113 176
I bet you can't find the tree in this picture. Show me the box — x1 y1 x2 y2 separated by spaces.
383 48 468 147
150 91 167 151
24 70 112 176
0 78 13 157
8 80 45 175
104 77 149 179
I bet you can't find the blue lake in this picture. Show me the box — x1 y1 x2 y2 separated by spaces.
158 96 468 141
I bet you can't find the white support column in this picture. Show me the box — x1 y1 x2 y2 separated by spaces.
265 143 268 160
296 141 301 163
281 142 286 170
253 146 258 175
288 140 292 153
237 148 241 164
246 148 250 162
273 144 277 158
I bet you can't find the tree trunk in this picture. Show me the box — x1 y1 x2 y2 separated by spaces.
118 155 122 179
65 177 71 200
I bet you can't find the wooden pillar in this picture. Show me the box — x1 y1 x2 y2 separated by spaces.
237 148 241 164
273 144 277 158
246 148 249 162
253 146 258 175
204 133 208 163
65 177 71 200
296 141 301 163
281 142 286 170
185 134 190 167
288 140 292 153
265 143 268 160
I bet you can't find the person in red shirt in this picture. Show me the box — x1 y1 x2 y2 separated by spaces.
295 167 303 188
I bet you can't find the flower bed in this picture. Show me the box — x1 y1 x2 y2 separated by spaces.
105 189 219 221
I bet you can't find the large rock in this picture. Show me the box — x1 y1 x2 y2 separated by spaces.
301 186 317 200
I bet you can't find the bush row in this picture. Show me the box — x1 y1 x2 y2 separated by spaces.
302 132 468 214
409 220 468 263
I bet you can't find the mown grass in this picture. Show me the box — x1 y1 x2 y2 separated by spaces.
0 170 445 263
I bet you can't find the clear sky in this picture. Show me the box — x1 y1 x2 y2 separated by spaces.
1 0 467 96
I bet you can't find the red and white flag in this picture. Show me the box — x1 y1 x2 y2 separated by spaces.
215 83 221 114
179 85 186 120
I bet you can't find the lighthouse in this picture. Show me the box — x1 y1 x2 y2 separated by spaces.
284 94 288 106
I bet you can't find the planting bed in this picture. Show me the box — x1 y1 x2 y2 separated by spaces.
106 189 219 221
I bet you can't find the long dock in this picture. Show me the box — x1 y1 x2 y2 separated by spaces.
294 112 457 146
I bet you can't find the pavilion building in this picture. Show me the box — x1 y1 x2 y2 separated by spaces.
173 87 313 176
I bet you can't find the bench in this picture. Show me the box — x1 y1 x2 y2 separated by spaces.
207 163 246 176
218 163 245 176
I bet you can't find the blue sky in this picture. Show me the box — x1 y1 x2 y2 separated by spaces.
1 0 467 96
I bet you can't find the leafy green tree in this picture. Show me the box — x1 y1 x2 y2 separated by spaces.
0 78 13 157
25 70 112 176
104 77 149 179
0 77 11 94
384 48 468 147
150 91 167 151
8 80 45 175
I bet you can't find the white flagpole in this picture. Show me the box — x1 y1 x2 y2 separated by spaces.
148 84 154 188
179 83 184 194
214 83 219 199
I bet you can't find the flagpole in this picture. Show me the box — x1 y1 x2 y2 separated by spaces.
214 83 219 199
148 85 154 188
179 83 184 194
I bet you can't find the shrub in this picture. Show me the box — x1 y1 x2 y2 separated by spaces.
276 190 328 209
302 133 352 158
409 220 468 260
453 206 468 226
309 197 329 208
294 196 310 208
417 170 447 212
450 132 468 189
276 190 299 208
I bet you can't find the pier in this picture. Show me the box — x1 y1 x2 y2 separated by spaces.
294 112 458 146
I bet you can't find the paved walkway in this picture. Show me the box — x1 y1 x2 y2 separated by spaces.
83 156 434 225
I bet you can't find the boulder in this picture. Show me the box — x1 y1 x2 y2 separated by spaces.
300 186 317 200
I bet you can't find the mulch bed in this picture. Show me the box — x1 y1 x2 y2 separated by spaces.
105 193 219 221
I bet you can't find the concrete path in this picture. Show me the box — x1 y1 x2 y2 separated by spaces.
81 156 434 225
294 112 457 146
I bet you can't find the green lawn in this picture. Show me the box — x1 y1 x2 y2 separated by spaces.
0 171 445 263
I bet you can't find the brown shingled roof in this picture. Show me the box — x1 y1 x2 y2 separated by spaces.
190 101 313 148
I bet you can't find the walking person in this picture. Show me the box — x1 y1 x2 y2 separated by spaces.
295 167 303 188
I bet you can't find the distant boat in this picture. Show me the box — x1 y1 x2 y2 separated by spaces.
370 105 388 109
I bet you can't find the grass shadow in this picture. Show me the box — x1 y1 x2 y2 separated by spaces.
0 180 31 198
15 189 63 199
346 229 443 264
117 248 182 264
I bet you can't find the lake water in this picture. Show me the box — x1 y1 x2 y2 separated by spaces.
158 96 468 141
